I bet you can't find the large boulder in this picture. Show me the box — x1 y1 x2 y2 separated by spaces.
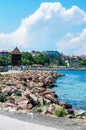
60 101 72 109
16 98 29 109
26 103 33 109
37 87 46 93
14 90 22 96
67 109 74 115
43 90 55 95
29 81 35 88
38 82 45 87
38 97 46 106
2 86 16 96
16 83 24 89
45 94 57 103
48 104 55 114
75 110 86 117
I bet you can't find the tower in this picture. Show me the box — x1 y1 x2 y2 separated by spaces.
11 47 21 66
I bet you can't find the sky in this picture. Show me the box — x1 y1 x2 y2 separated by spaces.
0 0 86 55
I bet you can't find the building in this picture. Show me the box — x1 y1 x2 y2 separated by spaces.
42 51 61 58
0 50 9 71
0 50 9 66
31 51 41 57
11 47 21 66
0 50 9 57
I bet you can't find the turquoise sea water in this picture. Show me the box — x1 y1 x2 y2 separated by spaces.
52 70 86 110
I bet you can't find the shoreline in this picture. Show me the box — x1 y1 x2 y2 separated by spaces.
1 67 86 74
29 67 86 71
0 70 86 130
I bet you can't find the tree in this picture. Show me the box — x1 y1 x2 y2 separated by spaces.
21 52 34 65
7 54 11 65
50 57 65 67
33 54 50 65
0 56 7 66
79 59 86 66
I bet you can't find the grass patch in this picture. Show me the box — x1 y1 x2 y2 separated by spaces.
55 106 67 117
34 106 42 113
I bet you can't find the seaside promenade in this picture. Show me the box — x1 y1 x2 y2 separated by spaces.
0 111 86 130
0 114 59 130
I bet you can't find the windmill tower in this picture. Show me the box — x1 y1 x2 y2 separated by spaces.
11 47 21 66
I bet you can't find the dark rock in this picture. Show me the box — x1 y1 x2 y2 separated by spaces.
23 78 27 82
67 109 74 114
60 102 72 109
26 94 38 106
38 97 46 106
0 92 7 102
14 90 22 96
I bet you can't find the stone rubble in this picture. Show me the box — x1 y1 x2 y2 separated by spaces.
0 70 86 119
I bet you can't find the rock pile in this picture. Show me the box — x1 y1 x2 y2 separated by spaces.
0 71 75 117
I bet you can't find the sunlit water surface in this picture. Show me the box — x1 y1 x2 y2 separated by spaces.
52 70 86 110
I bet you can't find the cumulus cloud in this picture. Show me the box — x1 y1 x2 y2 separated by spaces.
0 2 86 55
65 32 73 38
57 28 86 55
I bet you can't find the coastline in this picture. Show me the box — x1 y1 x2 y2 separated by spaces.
29 67 86 71
0 70 86 130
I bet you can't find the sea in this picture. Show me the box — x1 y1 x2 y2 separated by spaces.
52 70 86 110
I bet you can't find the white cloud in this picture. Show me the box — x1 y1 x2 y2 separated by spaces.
63 6 86 24
65 32 73 38
0 2 86 55
57 28 86 55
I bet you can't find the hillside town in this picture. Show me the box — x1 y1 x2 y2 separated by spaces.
0 47 86 71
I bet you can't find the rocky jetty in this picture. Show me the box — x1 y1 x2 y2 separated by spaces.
0 70 85 119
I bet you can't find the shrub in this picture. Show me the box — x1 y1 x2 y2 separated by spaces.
35 107 42 113
0 92 7 102
55 105 67 117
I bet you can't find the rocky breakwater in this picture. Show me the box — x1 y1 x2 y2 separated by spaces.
0 71 75 117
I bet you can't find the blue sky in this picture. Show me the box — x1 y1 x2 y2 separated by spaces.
0 0 86 55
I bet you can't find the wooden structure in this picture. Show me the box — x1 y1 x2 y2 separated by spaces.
11 47 21 66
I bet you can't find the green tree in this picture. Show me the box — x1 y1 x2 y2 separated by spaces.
79 59 86 66
33 54 50 65
50 57 65 67
21 52 34 65
7 54 11 65
0 56 7 66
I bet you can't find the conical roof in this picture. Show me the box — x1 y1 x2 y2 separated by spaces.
11 47 21 54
